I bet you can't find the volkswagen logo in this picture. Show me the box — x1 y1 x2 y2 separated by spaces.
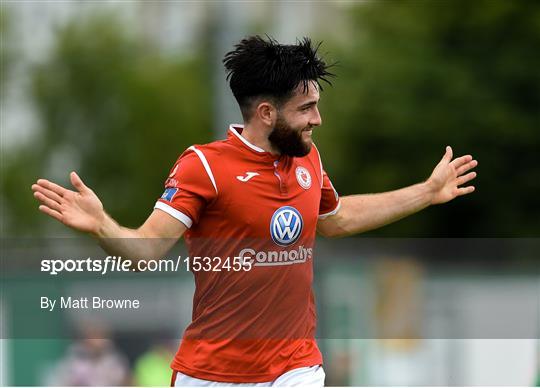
270 206 303 247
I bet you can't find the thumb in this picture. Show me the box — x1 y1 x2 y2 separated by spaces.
70 171 88 192
442 146 453 163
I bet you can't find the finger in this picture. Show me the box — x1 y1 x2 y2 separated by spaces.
70 171 89 193
34 191 63 212
442 146 453 163
38 205 64 222
450 155 473 169
456 186 475 196
456 159 478 176
456 171 477 186
36 179 69 197
32 184 63 205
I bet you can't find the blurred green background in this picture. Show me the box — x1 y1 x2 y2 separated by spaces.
1 0 539 386
2 0 538 238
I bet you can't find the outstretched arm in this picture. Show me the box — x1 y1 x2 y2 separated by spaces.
317 147 477 237
32 172 187 258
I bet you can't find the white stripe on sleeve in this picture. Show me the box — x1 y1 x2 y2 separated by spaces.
154 201 193 228
188 146 218 195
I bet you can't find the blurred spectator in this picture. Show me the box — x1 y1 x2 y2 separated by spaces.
45 323 130 386
325 351 351 386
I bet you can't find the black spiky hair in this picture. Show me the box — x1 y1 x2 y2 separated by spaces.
223 35 335 120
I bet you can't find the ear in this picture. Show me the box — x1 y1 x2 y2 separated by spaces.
255 101 276 127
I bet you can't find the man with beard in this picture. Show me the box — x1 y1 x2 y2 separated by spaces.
32 36 477 386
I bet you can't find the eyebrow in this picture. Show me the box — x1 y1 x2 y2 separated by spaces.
298 99 319 109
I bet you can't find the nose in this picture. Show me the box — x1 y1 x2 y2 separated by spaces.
309 107 322 127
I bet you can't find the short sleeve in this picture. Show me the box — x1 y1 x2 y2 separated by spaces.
318 169 341 219
154 147 217 228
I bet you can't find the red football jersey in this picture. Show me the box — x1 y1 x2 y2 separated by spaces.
155 125 340 383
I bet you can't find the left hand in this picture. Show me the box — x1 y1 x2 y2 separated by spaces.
427 146 478 205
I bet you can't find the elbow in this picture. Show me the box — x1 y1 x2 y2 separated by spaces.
317 213 350 238
317 227 333 238
317 224 348 239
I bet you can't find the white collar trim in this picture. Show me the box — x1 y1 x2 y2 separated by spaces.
229 124 266 153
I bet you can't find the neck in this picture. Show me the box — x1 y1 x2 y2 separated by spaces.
241 123 280 155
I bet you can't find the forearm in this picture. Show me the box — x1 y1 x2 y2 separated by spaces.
32 174 184 258
325 181 435 237
93 212 171 260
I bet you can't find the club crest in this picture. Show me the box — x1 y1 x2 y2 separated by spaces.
295 166 311 189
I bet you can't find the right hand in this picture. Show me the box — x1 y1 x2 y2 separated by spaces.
32 172 105 235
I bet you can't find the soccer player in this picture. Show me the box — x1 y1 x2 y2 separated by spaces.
31 36 477 386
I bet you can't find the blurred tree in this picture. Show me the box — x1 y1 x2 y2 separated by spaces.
2 13 212 235
0 4 12 93
319 0 540 237
1 5 15 237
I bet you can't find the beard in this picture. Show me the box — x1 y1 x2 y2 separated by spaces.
268 115 312 157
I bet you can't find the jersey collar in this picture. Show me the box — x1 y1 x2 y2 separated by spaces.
228 124 282 162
